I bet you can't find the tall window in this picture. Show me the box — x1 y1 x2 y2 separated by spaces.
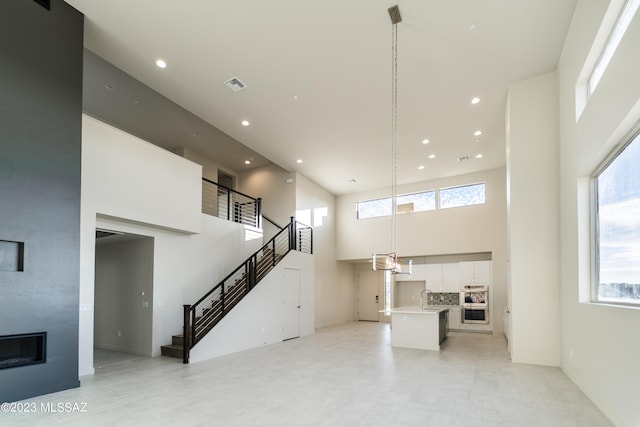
593 130 640 305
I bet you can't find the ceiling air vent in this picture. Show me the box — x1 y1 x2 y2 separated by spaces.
457 155 470 163
33 0 50 10
224 77 247 92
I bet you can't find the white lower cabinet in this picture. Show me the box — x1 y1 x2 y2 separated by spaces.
448 307 461 330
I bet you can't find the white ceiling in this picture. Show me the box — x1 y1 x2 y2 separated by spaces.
65 0 577 195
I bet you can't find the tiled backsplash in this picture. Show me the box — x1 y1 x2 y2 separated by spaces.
425 292 460 306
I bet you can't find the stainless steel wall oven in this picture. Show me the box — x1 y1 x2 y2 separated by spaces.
460 285 489 325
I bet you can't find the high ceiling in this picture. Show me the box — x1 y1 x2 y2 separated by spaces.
65 0 577 195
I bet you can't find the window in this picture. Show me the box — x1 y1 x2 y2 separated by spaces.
357 197 392 219
397 191 436 213
593 131 640 305
439 183 486 209
357 190 435 219
588 0 640 97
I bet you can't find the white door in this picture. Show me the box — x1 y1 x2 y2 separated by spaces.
283 268 300 340
357 270 379 321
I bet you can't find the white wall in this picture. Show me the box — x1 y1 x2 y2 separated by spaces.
336 168 508 333
239 165 357 328
238 163 296 226
80 116 263 375
190 251 315 362
295 173 356 327
81 115 202 234
506 72 561 366
94 236 154 356
558 1 640 426
175 146 239 184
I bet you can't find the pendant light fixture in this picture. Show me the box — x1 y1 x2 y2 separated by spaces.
372 5 411 275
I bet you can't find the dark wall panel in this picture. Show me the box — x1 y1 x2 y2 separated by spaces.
0 0 83 402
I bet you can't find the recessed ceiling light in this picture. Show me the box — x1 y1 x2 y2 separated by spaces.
471 97 480 104
244 160 251 165
468 23 477 31
428 154 436 159
474 130 482 136
241 120 250 126
155 59 167 69
296 159 303 164
293 95 299 100
418 165 425 170
422 139 430 144
476 154 483 159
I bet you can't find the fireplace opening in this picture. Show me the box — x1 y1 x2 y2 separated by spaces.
0 332 46 370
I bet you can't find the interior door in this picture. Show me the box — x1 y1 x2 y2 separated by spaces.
282 268 301 340
357 270 379 321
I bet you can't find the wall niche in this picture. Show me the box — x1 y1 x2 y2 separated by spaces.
0 240 24 272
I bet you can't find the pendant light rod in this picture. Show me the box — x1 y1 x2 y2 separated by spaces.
372 5 410 275
390 5 400 255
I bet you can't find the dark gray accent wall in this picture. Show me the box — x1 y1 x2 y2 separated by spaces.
0 0 83 402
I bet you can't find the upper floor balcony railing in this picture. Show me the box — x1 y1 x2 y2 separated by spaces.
202 178 262 228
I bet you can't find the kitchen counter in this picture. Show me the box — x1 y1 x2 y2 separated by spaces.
382 305 449 314
384 306 448 351
422 304 461 310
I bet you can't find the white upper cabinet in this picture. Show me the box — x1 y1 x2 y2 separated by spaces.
425 263 460 292
425 264 443 290
459 260 491 285
411 264 426 281
395 263 426 281
442 263 460 292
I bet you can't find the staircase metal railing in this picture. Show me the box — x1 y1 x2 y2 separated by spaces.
202 178 262 228
181 217 312 363
261 215 285 242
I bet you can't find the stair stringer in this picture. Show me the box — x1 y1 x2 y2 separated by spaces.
189 250 315 363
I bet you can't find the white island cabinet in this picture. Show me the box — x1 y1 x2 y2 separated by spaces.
448 307 461 330
386 306 448 351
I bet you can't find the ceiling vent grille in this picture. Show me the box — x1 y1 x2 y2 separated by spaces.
224 77 247 92
457 155 470 163
33 0 50 10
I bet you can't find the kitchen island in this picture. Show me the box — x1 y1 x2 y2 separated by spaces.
384 306 448 351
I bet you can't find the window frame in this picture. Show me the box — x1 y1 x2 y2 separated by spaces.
438 182 486 210
590 127 640 307
587 0 640 98
356 189 436 220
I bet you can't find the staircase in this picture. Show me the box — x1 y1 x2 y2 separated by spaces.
161 217 312 362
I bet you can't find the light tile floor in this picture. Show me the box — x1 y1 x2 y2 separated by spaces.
2 322 613 427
